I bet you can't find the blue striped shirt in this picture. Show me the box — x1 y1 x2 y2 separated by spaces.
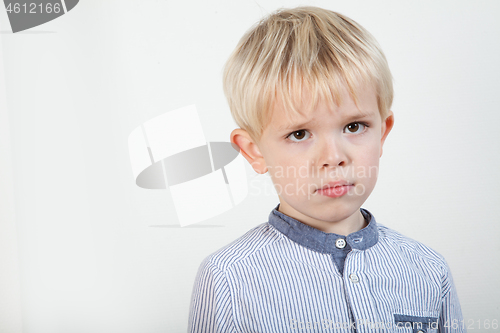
188 204 465 333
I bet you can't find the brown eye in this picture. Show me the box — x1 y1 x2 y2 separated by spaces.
293 130 306 140
347 123 359 132
345 122 366 134
287 130 310 143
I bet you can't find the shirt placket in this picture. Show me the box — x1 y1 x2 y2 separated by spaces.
342 250 383 333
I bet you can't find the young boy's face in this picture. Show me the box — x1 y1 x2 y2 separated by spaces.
233 84 393 234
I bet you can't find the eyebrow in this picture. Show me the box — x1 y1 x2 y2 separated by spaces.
343 111 375 123
277 111 375 132
278 119 320 131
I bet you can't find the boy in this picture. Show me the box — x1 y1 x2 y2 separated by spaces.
189 6 464 333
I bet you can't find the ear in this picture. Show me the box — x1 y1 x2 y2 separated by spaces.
379 110 394 157
230 129 268 174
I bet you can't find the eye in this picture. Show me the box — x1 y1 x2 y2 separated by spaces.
344 122 367 134
287 130 311 143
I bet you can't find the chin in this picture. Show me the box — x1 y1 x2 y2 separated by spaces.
314 203 361 219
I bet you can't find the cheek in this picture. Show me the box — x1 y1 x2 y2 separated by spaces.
353 144 381 173
269 158 311 185
364 148 381 164
358 139 381 160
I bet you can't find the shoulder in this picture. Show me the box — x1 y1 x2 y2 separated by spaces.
375 223 450 275
200 222 284 273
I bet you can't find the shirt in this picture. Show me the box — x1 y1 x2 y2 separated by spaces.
188 204 465 333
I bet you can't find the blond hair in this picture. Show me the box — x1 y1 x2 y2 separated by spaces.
223 6 393 143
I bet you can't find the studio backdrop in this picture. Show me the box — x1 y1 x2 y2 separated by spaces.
1 0 499 332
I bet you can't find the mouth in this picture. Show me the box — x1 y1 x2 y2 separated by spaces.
316 181 354 198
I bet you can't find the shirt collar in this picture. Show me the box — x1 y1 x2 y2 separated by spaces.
268 203 379 253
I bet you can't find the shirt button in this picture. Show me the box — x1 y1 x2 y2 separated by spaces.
349 274 359 283
335 238 346 249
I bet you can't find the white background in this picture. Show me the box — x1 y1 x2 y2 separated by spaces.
1 0 499 332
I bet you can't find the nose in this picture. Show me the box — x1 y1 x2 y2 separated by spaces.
317 136 347 168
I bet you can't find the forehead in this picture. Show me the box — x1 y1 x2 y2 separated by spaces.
269 84 379 131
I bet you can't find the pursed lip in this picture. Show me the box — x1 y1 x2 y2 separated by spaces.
316 180 353 192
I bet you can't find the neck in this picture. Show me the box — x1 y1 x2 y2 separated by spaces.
277 203 367 236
